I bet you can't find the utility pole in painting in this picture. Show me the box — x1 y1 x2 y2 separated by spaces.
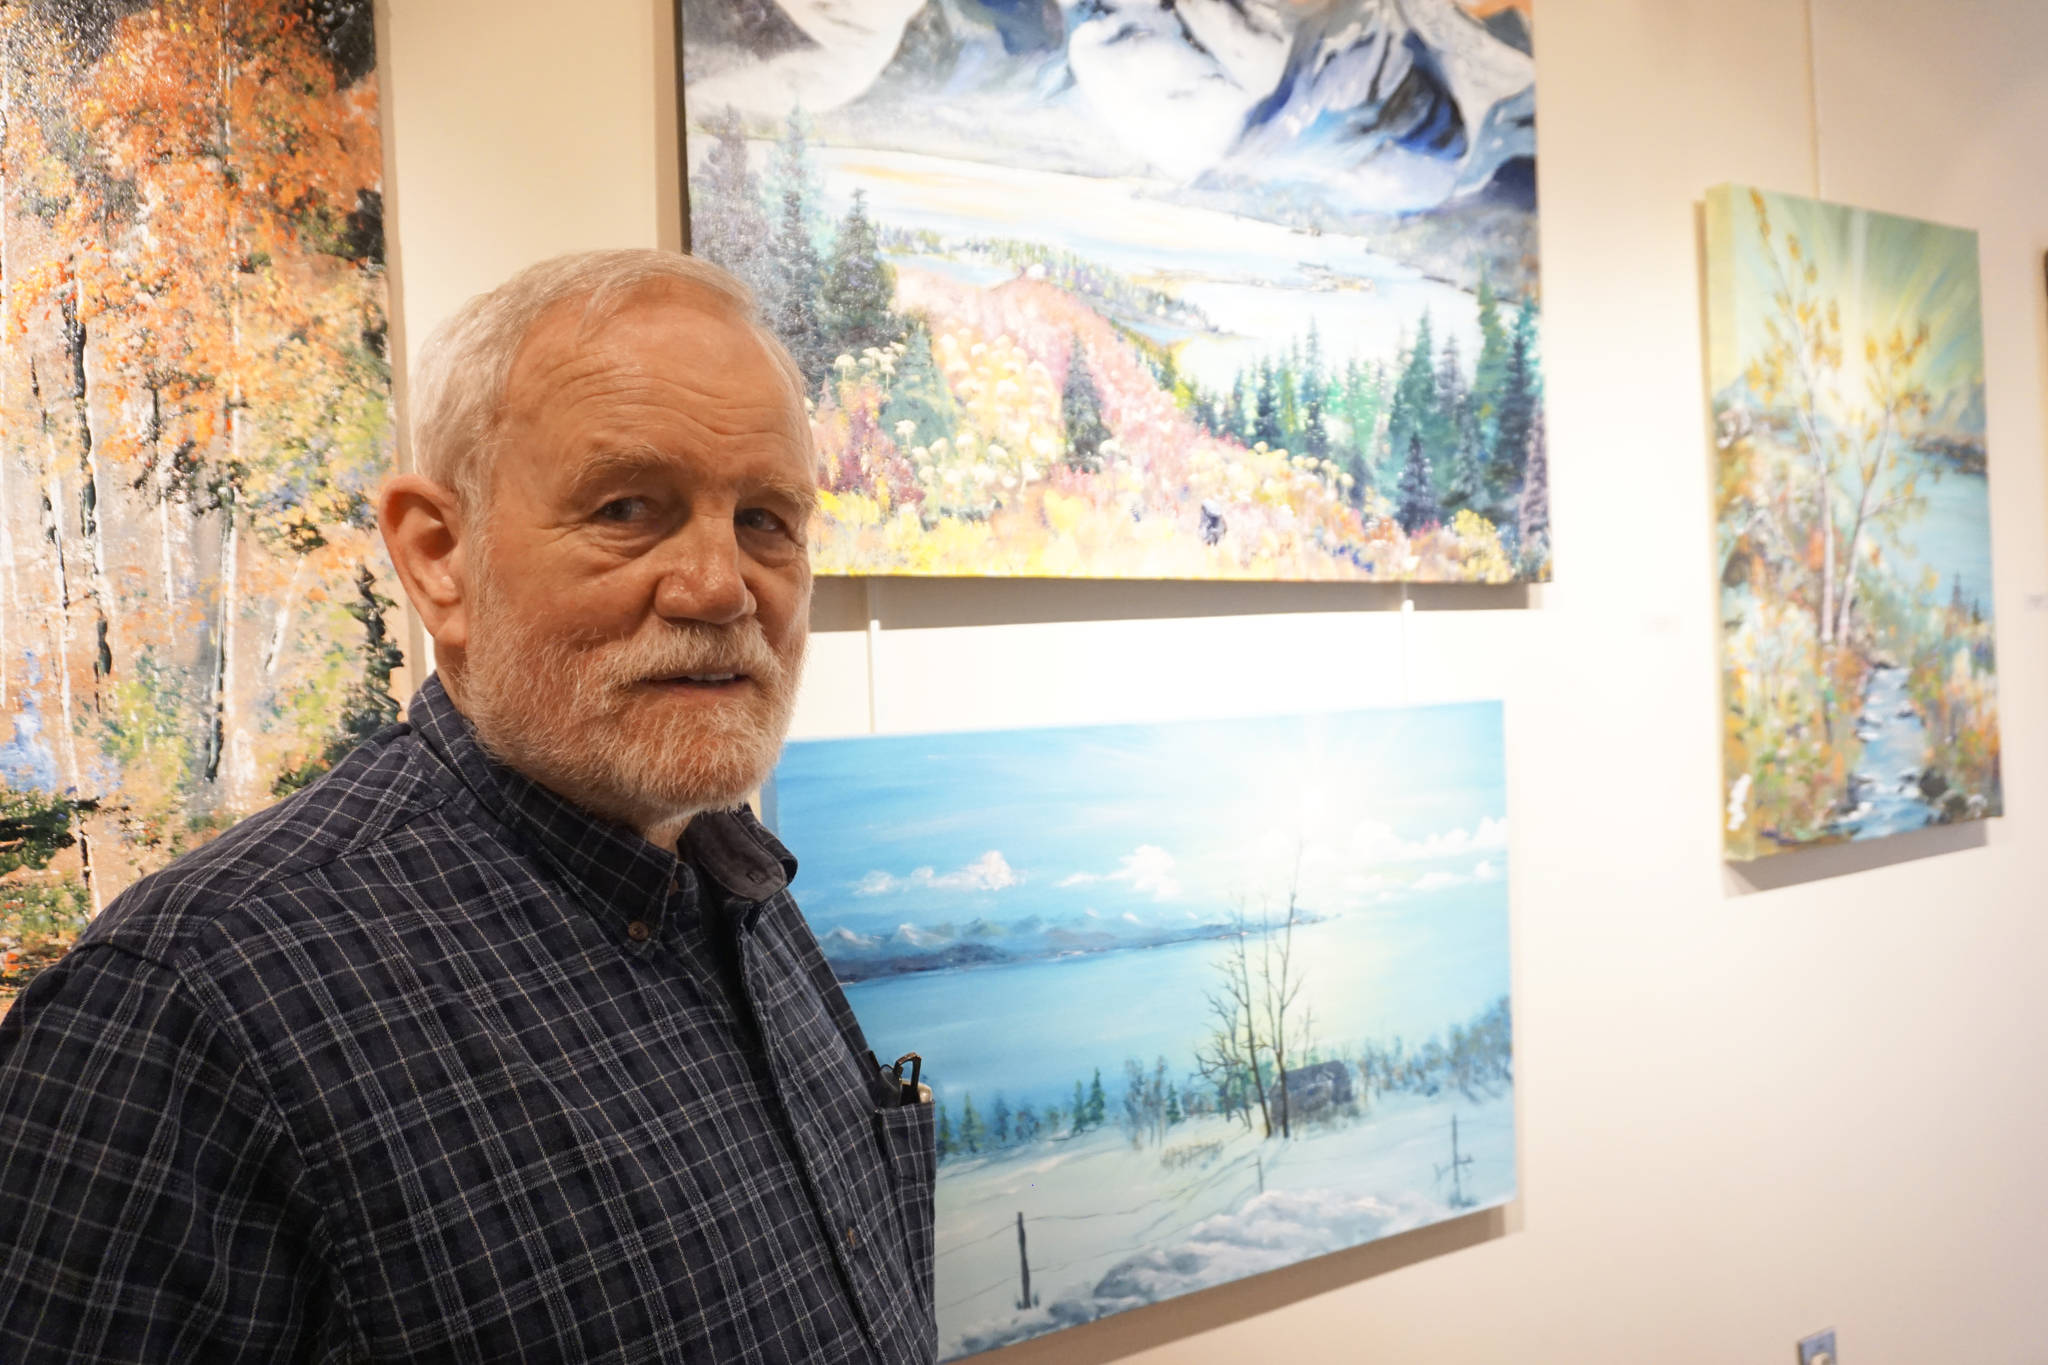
1435 1114 1475 1209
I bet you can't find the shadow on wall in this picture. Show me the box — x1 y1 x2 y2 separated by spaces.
811 578 1536 633
971 1202 1516 1365
1723 820 1989 896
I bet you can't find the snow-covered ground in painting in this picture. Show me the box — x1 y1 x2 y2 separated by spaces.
935 1090 1514 1360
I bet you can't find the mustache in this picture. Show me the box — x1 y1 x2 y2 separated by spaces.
587 621 784 691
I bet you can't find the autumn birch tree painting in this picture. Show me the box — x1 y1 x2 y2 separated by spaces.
1708 185 2000 859
0 0 396 1006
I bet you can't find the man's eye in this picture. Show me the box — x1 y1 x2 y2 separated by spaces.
595 497 648 523
738 507 789 535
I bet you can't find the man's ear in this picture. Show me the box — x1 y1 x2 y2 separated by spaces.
379 473 474 653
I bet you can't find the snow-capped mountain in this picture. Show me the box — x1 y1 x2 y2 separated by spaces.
1067 0 1533 210
683 0 1535 215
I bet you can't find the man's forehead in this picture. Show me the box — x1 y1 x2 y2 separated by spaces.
506 289 806 435
514 283 751 379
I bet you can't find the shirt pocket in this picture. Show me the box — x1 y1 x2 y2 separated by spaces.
872 1102 937 1306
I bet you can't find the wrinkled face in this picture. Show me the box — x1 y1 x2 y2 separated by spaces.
455 286 815 833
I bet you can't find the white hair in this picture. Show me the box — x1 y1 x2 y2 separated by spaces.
409 248 806 512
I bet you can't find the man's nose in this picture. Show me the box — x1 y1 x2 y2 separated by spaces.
653 513 753 625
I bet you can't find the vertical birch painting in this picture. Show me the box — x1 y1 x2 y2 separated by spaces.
0 1 398 1009
769 704 1514 1358
1708 185 2000 860
680 1 1547 582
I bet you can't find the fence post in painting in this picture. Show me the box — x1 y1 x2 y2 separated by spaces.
1436 1113 1474 1209
1014 1211 1033 1309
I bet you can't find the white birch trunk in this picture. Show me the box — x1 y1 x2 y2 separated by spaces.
262 556 306 677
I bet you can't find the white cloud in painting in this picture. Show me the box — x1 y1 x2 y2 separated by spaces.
1111 845 1181 900
1346 816 1507 865
1408 858 1502 895
1058 845 1182 901
854 850 1019 897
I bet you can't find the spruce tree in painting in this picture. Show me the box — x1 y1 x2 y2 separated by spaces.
1227 371 1251 446
1059 336 1109 472
935 1099 954 1158
1253 360 1283 449
1277 350 1301 450
1445 407 1485 516
1302 323 1330 463
692 107 774 304
1071 1079 1089 1133
1395 433 1440 534
1491 299 1540 506
766 106 825 246
1434 332 1467 459
820 189 900 359
1517 408 1550 571
1471 272 1510 449
771 186 829 390
1386 315 1439 484
1015 1103 1040 1142
958 1094 986 1154
881 322 955 452
991 1093 1012 1145
1340 358 1382 506
1086 1068 1107 1128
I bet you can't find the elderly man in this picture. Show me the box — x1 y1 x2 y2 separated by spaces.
0 251 937 1363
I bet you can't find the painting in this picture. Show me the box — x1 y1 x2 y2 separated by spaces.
768 702 1515 1358
1707 185 2000 861
1798 1329 1839 1365
0 0 398 1011
679 1 1547 582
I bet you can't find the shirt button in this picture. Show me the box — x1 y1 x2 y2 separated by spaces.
627 920 651 943
845 1225 858 1250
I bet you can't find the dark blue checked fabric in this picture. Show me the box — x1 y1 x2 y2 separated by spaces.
0 674 937 1363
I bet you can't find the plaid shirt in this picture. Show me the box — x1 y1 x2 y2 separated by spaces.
0 676 937 1363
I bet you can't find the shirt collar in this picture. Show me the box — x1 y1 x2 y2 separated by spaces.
408 674 796 941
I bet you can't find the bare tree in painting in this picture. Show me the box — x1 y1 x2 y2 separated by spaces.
1257 847 1315 1140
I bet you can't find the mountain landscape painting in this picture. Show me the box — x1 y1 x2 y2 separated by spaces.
680 0 1546 581
0 0 399 1012
768 703 1515 1357
1708 185 2000 860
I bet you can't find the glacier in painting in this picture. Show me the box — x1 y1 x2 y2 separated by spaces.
680 0 1548 581
768 703 1516 1358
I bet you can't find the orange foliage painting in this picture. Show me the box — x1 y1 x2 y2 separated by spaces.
0 0 397 1007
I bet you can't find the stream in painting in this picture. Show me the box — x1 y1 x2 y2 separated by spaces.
1838 665 1934 840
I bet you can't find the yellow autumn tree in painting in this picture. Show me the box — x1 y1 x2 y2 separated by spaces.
0 0 397 1007
1709 185 1999 859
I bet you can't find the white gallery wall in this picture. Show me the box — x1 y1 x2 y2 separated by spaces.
379 1 2048 1360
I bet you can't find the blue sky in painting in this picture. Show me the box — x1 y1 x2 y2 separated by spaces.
769 703 1507 939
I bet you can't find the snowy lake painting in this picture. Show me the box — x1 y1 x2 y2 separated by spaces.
767 703 1515 1358
1707 186 2000 861
679 0 1548 582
